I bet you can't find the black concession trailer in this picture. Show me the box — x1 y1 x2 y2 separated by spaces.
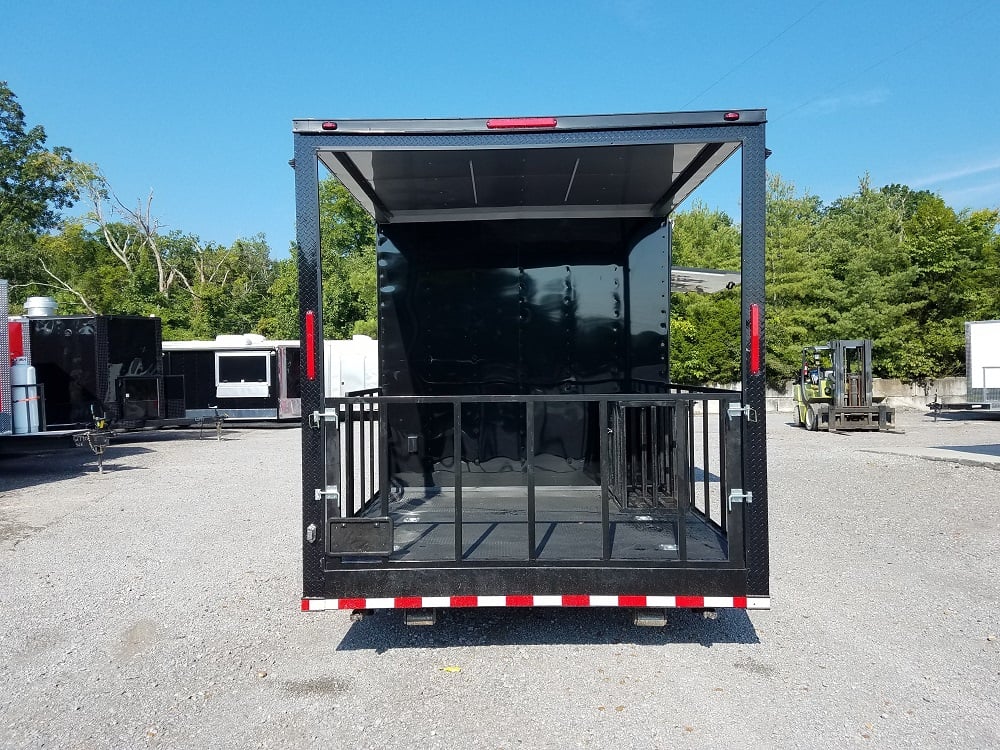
293 111 770 621
162 336 302 422
25 314 182 429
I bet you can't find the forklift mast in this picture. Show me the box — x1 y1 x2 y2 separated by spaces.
829 339 873 408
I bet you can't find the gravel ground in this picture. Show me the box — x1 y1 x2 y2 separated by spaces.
1 410 998 749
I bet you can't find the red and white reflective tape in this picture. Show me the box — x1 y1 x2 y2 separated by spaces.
302 595 770 611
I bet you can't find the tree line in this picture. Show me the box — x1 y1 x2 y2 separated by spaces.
2 82 998 384
0 82 374 343
671 177 1000 384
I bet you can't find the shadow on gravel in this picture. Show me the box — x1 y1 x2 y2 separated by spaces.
336 607 760 653
108 429 221 445
931 443 1000 457
0 445 153 491
925 411 1000 422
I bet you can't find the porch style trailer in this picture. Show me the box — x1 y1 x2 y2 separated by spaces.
293 111 770 620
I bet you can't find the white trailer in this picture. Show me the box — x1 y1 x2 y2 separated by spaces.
967 320 1000 408
161 333 379 421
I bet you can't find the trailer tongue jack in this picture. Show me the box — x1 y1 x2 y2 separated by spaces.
73 429 112 473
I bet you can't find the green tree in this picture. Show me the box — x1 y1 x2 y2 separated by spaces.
318 176 377 338
0 81 79 286
260 254 299 339
764 175 830 383
670 202 742 383
964 209 1000 322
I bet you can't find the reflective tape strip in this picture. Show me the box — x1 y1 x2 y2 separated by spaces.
301 595 771 611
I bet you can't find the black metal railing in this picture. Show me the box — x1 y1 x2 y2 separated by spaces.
336 388 381 519
322 388 744 565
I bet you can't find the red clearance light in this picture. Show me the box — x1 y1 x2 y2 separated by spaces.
723 112 741 122
749 303 762 375
486 117 558 130
305 310 316 380
321 121 338 131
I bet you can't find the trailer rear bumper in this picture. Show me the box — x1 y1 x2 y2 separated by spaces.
304 564 764 606
303 594 771 612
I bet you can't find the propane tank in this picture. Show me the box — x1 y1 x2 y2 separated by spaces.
12 356 40 434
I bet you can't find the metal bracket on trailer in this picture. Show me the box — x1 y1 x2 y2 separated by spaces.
315 488 342 518
727 488 753 512
308 410 339 430
726 403 758 422
315 488 340 503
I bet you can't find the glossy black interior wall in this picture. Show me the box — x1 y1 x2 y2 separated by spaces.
377 218 670 490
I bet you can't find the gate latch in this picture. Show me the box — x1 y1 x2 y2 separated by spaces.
727 488 753 512
308 410 339 429
727 403 758 422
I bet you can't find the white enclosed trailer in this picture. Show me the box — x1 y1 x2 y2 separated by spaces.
967 320 1000 408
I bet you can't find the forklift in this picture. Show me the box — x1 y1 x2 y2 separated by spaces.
793 339 894 431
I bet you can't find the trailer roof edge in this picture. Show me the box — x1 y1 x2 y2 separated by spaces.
292 109 766 135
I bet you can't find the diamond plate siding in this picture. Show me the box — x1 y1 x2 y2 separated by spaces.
301 127 745 151
94 317 115 423
740 125 770 597
294 137 327 598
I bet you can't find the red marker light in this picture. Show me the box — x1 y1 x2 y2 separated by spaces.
749 303 761 375
305 310 316 380
723 112 740 122
321 121 338 131
486 117 558 130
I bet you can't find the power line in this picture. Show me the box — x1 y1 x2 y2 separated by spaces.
775 4 980 121
683 2 825 109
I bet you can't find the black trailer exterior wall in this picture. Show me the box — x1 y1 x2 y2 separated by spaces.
27 315 169 428
294 111 769 616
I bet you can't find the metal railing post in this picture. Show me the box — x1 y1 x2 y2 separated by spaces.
453 400 463 561
526 401 536 560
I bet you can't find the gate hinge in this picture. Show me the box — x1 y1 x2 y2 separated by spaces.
314 488 340 503
727 403 758 422
727 488 753 512
305 523 318 544
308 410 339 429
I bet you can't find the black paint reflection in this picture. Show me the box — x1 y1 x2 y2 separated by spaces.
378 218 669 490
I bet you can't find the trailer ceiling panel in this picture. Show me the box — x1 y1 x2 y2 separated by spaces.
316 141 740 223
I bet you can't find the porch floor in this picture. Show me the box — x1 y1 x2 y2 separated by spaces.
362 486 729 562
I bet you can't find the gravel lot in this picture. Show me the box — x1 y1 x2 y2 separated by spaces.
1 410 998 749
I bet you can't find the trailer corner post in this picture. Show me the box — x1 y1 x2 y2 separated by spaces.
741 122 770 599
294 134 326 598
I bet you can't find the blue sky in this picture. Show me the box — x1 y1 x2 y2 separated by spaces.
2 0 997 257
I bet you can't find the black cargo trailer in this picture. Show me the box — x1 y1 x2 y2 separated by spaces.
26 315 181 429
294 111 769 618
162 336 302 421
